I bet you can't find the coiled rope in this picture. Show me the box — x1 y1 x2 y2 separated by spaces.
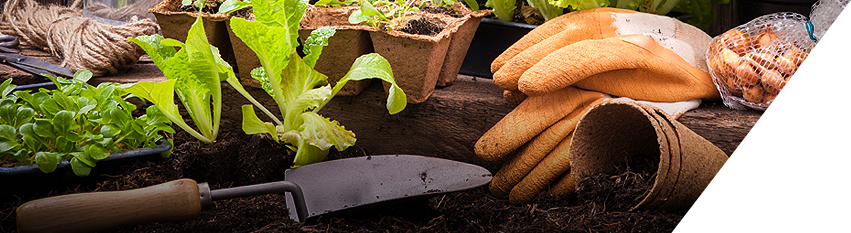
1 0 159 76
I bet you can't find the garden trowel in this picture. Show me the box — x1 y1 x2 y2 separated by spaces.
15 154 492 233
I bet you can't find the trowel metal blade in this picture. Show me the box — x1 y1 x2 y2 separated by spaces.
284 154 492 222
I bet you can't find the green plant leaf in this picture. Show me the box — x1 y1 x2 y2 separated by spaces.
231 17 293 108
52 110 76 134
298 111 355 151
145 105 172 126
292 140 329 167
100 125 120 138
70 156 93 177
0 125 16 141
51 92 79 114
360 1 387 19
241 105 279 141
334 53 406 114
0 140 18 153
0 79 14 98
86 144 110 160
219 0 252 13
252 0 307 47
671 0 714 30
302 26 337 68
348 9 368 24
128 36 190 83
72 70 93 83
183 14 226 141
486 0 516 21
464 0 479 11
33 119 56 139
280 54 330 129
77 96 97 115
0 99 14 121
527 0 563 21
14 107 35 129
122 80 210 143
72 152 97 167
35 152 62 173
175 75 214 137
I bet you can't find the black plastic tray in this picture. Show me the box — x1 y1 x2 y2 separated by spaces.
0 138 172 176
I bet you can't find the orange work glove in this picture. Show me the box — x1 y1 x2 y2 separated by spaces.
491 9 719 102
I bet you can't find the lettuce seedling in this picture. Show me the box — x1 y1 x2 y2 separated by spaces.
0 72 174 176
123 11 235 144
130 0 406 167
230 0 407 167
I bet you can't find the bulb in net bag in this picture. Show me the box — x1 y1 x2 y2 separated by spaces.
706 12 816 111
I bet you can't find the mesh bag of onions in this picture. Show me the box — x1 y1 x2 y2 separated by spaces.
706 0 851 115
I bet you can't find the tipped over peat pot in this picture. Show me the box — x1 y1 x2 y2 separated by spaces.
568 100 729 212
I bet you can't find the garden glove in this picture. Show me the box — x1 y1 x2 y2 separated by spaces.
475 86 609 162
491 9 718 102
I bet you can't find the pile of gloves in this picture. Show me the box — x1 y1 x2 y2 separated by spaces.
474 7 721 204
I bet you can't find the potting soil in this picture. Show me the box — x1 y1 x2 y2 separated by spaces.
1 125 684 233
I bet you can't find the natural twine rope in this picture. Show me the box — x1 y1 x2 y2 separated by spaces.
0 0 159 76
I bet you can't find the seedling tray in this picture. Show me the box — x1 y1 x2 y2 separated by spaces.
1 82 174 199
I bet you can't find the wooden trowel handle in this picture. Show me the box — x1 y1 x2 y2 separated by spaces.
16 178 203 233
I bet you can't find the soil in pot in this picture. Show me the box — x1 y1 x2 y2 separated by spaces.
574 151 663 213
398 16 445 35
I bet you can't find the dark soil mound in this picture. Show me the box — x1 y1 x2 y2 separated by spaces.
399 17 443 36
